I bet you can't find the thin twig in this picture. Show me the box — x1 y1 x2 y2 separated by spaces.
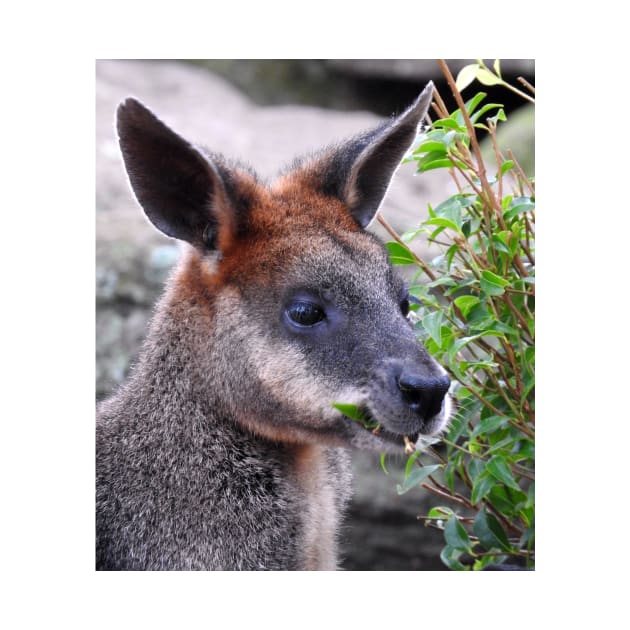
431 85 452 119
517 76 536 95
420 483 473 508
507 149 535 197
438 59 502 222
376 213 437 282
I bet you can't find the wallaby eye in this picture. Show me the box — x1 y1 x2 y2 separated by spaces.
286 301 326 327
400 296 410 317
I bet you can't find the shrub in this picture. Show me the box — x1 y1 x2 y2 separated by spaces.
381 59 535 570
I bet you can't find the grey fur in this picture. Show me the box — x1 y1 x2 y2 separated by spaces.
97 85 450 570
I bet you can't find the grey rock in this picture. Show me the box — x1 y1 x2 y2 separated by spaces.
327 59 535 80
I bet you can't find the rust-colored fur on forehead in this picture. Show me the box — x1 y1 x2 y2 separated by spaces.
217 153 360 241
169 168 361 302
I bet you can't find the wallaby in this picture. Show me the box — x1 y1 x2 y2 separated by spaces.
96 81 452 571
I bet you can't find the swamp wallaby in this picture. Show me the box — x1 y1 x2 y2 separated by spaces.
96 81 452 570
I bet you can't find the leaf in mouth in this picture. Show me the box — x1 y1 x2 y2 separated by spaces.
331 402 381 431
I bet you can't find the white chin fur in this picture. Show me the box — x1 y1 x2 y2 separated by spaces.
416 393 453 446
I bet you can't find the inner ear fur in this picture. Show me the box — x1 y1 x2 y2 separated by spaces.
116 97 237 251
311 81 434 228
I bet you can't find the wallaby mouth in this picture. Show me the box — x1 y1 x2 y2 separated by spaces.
357 405 421 451
354 387 451 451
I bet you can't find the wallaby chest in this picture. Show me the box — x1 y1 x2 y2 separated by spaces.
292 444 352 570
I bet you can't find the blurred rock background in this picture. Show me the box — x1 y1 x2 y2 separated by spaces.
96 59 534 570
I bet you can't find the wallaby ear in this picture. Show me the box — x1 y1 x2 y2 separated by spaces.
320 81 434 228
116 98 234 251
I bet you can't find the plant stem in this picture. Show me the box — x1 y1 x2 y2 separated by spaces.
377 213 438 282
502 293 534 342
499 80 535 105
508 149 535 196
473 59 535 104
517 76 536 95
431 85 452 119
420 482 473 508
438 60 502 221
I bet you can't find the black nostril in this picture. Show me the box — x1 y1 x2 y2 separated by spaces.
397 371 450 419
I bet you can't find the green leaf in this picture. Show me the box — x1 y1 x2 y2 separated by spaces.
385 241 416 265
447 332 504 364
445 410 468 444
473 510 512 552
421 310 444 347
443 460 456 492
417 157 465 172
455 64 479 91
332 403 378 430
433 196 458 216
424 216 461 232
427 506 454 520
331 402 366 422
486 436 518 457
433 117 465 132
491 232 512 255
396 464 441 495
440 545 467 570
520 524 535 549
480 269 511 296
471 415 506 438
493 59 502 78
486 455 522 491
441 129 467 149
444 516 470 551
488 485 528 516
473 556 500 571
514 438 535 461
500 159 514 176
524 345 535 366
427 225 447 243
424 276 457 289
380 453 388 475
445 243 459 270
471 473 495 505
488 108 507 125
504 198 535 222
432 196 468 228
401 227 424 243
463 92 487 117
466 458 485 482
417 140 447 154
527 481 535 508
475 67 503 86
469 103 504 124
453 295 481 319
404 449 421 479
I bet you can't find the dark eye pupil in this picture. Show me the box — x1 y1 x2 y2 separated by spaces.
287 302 325 326
400 297 410 316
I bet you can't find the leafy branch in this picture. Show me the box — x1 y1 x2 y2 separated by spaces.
380 58 535 570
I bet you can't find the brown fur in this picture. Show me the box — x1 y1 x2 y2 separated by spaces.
96 83 451 570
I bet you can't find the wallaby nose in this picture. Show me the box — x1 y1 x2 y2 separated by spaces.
397 370 451 420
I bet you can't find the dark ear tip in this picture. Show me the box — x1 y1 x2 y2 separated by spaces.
396 81 435 129
116 97 156 132
414 81 434 109
117 96 141 116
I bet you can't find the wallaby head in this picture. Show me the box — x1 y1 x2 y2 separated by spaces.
115 80 451 455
